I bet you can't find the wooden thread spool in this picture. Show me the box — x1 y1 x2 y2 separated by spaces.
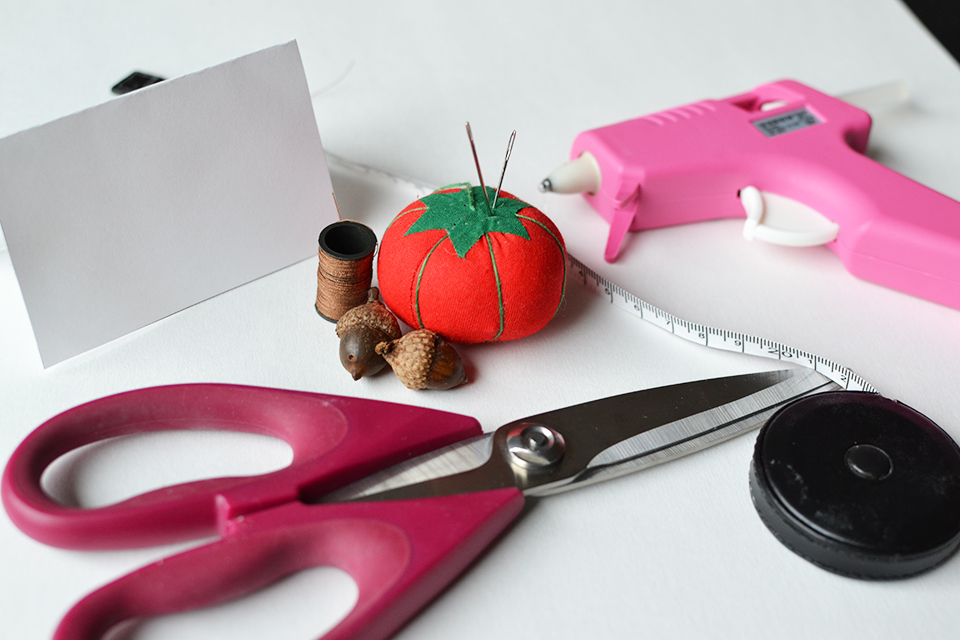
315 220 377 321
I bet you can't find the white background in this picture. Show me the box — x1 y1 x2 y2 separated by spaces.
2 1 960 639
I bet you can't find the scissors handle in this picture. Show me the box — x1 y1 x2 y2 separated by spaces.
2 384 482 549
53 489 524 640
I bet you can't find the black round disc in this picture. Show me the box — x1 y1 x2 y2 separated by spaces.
750 391 960 579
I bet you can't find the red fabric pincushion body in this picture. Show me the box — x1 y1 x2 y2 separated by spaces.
377 185 566 344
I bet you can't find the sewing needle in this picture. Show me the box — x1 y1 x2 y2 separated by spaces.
465 122 493 213
492 130 516 211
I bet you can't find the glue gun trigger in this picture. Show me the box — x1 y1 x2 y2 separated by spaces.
604 207 637 263
739 186 840 247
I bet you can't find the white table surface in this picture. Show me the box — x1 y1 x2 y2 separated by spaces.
3 1 960 639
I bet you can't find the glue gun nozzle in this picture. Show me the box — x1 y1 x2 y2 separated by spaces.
538 152 601 195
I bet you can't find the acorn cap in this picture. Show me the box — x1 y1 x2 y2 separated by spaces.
376 329 466 390
335 287 401 340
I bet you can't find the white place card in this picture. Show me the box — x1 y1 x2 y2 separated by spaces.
0 41 337 366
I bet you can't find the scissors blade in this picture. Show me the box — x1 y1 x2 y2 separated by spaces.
319 432 496 502
531 367 839 496
321 369 838 503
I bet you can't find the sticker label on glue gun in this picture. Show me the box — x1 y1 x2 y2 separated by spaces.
753 108 821 137
567 253 875 393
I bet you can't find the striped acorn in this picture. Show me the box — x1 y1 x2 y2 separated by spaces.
375 329 467 390
335 288 402 380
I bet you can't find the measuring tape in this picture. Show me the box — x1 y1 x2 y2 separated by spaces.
565 254 874 392
326 153 875 394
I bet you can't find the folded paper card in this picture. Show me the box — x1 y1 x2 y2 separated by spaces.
0 41 337 367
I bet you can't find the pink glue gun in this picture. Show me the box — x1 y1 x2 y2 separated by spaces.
541 80 960 310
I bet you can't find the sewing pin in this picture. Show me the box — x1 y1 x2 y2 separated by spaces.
465 122 493 213
491 130 516 211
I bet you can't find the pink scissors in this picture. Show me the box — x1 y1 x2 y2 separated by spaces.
2 369 836 640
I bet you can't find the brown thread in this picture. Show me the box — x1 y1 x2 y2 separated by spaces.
315 220 377 321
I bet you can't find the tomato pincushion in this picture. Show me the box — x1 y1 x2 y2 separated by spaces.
377 184 566 344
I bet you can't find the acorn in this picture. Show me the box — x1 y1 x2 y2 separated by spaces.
335 288 402 380
375 329 467 390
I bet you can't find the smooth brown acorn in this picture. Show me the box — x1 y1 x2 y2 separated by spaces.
335 288 402 380
375 329 467 390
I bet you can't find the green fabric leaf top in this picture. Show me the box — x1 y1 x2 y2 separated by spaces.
405 184 531 258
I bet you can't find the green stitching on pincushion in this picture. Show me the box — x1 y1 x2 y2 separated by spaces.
485 237 505 339
413 235 447 329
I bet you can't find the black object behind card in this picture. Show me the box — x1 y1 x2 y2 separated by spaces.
111 71 165 94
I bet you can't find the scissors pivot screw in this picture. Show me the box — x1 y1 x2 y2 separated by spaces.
506 424 566 469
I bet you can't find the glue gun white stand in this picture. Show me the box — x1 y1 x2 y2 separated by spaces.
739 186 840 246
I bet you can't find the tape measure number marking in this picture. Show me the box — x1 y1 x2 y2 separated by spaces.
567 254 875 393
